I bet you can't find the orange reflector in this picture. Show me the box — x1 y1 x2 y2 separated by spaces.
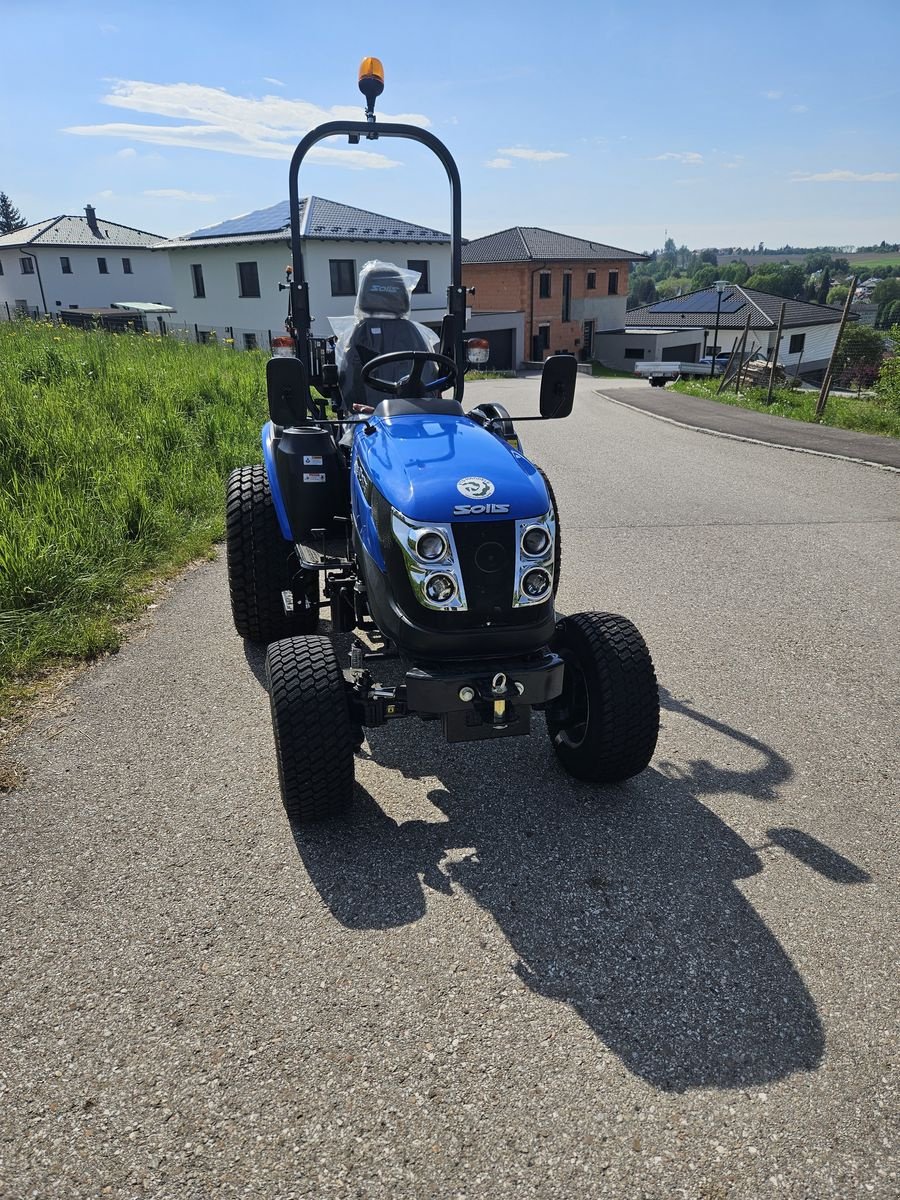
358 56 384 87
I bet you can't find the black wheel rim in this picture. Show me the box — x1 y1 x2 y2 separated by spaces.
553 651 590 750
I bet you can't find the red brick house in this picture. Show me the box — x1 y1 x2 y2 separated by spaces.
462 227 647 362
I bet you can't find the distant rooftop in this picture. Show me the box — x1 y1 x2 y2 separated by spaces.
156 196 450 250
0 211 164 250
625 285 850 330
462 226 647 264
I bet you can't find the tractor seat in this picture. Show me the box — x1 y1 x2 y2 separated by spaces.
338 264 436 409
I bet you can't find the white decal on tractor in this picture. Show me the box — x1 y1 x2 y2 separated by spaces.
453 503 511 515
456 476 495 499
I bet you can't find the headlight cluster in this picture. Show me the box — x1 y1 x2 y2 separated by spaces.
514 512 555 606
391 511 468 611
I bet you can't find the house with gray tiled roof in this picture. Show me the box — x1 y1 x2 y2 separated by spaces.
155 196 453 350
461 226 647 363
0 206 172 320
596 284 855 377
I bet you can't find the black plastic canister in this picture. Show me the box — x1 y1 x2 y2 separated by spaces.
274 426 347 538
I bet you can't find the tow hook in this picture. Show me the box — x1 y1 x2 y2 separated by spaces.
491 672 509 727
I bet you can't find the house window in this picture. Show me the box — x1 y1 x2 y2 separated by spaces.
20 257 35 274
122 257 133 275
243 332 258 350
191 264 206 299
624 348 645 359
608 270 619 295
538 271 551 299
60 256 72 274
198 330 212 345
407 259 430 295
237 261 260 298
0 260 4 275
587 271 596 290
330 259 357 296
789 332 806 355
562 272 572 323
98 257 108 274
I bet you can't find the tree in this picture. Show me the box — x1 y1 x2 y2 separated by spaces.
833 324 887 392
745 264 807 299
628 276 658 308
720 261 750 285
832 257 850 274
874 324 900 412
805 252 833 273
699 248 718 266
0 192 27 233
691 265 719 290
827 284 850 305
816 269 831 305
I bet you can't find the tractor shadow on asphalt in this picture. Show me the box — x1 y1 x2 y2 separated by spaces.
286 679 872 1095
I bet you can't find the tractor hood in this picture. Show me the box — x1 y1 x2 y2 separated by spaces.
357 413 549 523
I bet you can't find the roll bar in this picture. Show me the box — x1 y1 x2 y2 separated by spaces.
287 122 467 400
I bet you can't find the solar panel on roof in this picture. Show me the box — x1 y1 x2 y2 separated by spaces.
651 294 745 315
189 199 294 240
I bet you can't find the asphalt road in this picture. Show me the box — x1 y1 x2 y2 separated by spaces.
3 377 898 1198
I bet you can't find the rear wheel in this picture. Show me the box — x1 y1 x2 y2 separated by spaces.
546 611 659 783
226 465 318 642
266 636 355 823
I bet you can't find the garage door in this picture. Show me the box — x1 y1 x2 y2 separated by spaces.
477 328 514 370
661 343 699 362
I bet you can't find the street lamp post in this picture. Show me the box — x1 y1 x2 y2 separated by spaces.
710 279 728 377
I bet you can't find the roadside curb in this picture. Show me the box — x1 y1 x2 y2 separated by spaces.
594 389 900 474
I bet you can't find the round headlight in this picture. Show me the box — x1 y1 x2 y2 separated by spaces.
521 525 550 557
414 529 448 562
521 567 552 600
424 573 457 603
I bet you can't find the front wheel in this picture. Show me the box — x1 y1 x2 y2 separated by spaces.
266 636 355 823
546 612 659 783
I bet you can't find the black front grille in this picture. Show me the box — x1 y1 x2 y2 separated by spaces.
452 520 515 616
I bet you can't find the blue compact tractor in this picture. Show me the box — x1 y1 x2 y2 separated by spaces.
226 59 659 822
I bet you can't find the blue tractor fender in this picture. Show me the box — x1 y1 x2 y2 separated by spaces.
261 421 294 541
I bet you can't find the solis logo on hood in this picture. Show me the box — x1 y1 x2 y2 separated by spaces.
456 476 495 499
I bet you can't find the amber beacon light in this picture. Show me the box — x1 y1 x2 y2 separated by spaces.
358 56 385 116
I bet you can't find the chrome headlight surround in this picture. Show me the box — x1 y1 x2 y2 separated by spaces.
390 510 468 611
513 511 555 607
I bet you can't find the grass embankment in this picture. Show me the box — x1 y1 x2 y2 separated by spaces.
0 322 268 714
670 377 900 439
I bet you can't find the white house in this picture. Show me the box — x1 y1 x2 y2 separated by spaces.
596 285 853 377
0 206 172 320
156 197 453 351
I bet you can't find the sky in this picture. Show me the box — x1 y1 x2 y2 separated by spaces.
2 0 898 253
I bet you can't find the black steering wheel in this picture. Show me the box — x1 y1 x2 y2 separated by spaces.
361 350 458 397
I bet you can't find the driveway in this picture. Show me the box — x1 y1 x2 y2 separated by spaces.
2 376 897 1197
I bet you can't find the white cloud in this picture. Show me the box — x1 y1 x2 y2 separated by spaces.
97 189 115 199
791 169 899 183
263 77 285 88
64 79 432 169
497 146 568 162
116 147 137 159
484 157 513 169
145 188 216 202
762 89 783 100
791 104 809 113
652 151 703 165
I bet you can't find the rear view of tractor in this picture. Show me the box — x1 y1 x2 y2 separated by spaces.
225 58 660 823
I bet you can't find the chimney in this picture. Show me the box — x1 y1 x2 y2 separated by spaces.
85 204 101 236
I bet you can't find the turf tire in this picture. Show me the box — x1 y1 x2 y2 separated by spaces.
547 611 659 783
226 465 318 642
266 636 355 823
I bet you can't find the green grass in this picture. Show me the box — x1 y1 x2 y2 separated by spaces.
670 377 900 439
0 321 270 711
591 363 634 378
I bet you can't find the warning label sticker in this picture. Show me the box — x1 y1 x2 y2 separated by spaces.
303 455 323 466
303 472 326 483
